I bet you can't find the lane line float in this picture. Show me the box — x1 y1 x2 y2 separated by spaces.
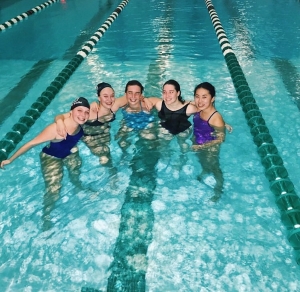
0 0 59 32
0 0 130 162
204 0 300 263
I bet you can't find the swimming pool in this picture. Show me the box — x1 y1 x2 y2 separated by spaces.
1 0 300 291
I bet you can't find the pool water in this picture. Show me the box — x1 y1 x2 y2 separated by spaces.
1 0 300 291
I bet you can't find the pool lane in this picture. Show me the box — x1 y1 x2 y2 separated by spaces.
272 58 300 111
62 1 116 60
0 1 119 126
0 59 54 125
103 3 175 290
204 0 300 264
0 0 130 163
0 0 59 32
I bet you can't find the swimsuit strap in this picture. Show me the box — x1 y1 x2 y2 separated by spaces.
207 111 218 123
124 101 144 113
139 100 143 112
97 106 115 119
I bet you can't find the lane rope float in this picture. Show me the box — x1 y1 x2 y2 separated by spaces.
0 0 59 32
204 0 300 263
0 0 130 162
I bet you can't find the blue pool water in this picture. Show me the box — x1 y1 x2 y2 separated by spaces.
1 0 300 291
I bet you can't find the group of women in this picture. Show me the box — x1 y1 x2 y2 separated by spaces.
1 79 231 204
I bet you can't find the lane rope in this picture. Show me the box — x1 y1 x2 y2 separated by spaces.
204 0 300 263
0 0 59 32
0 0 130 162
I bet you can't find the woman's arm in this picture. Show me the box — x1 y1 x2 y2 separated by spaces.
1 123 58 169
210 111 233 133
225 123 233 133
192 127 225 150
90 101 99 113
145 97 162 111
140 96 154 111
112 95 128 112
186 103 198 116
54 112 70 139
209 112 225 128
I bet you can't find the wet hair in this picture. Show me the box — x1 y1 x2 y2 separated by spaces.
70 97 90 110
163 79 185 104
193 82 216 97
96 82 113 96
125 80 144 93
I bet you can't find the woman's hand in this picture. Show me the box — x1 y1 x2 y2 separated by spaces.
90 101 99 112
225 123 233 133
192 144 205 151
1 159 11 169
56 119 67 139
141 96 153 111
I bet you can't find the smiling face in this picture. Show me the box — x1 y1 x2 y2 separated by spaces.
194 87 215 111
162 84 180 105
71 106 90 124
126 85 142 108
98 87 115 109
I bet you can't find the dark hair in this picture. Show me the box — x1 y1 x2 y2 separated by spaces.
163 79 185 104
125 80 144 93
193 82 216 97
96 82 113 96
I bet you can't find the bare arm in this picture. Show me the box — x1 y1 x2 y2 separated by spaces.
225 123 233 133
192 126 225 150
54 112 70 139
207 112 233 132
141 96 154 111
112 95 127 112
1 124 59 169
145 97 162 111
210 110 233 133
90 101 99 113
186 103 198 116
209 112 225 128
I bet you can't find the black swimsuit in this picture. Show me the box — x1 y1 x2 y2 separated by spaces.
158 101 191 135
85 109 116 126
82 109 116 137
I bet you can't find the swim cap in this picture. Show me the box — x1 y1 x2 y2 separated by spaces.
70 97 90 110
96 82 112 96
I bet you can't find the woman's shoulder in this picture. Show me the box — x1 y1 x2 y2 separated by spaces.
35 123 59 142
210 111 225 127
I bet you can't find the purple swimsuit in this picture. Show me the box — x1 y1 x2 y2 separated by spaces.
193 111 217 145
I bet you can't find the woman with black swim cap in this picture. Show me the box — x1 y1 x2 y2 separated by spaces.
55 82 133 166
0 97 90 229
1 97 90 189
